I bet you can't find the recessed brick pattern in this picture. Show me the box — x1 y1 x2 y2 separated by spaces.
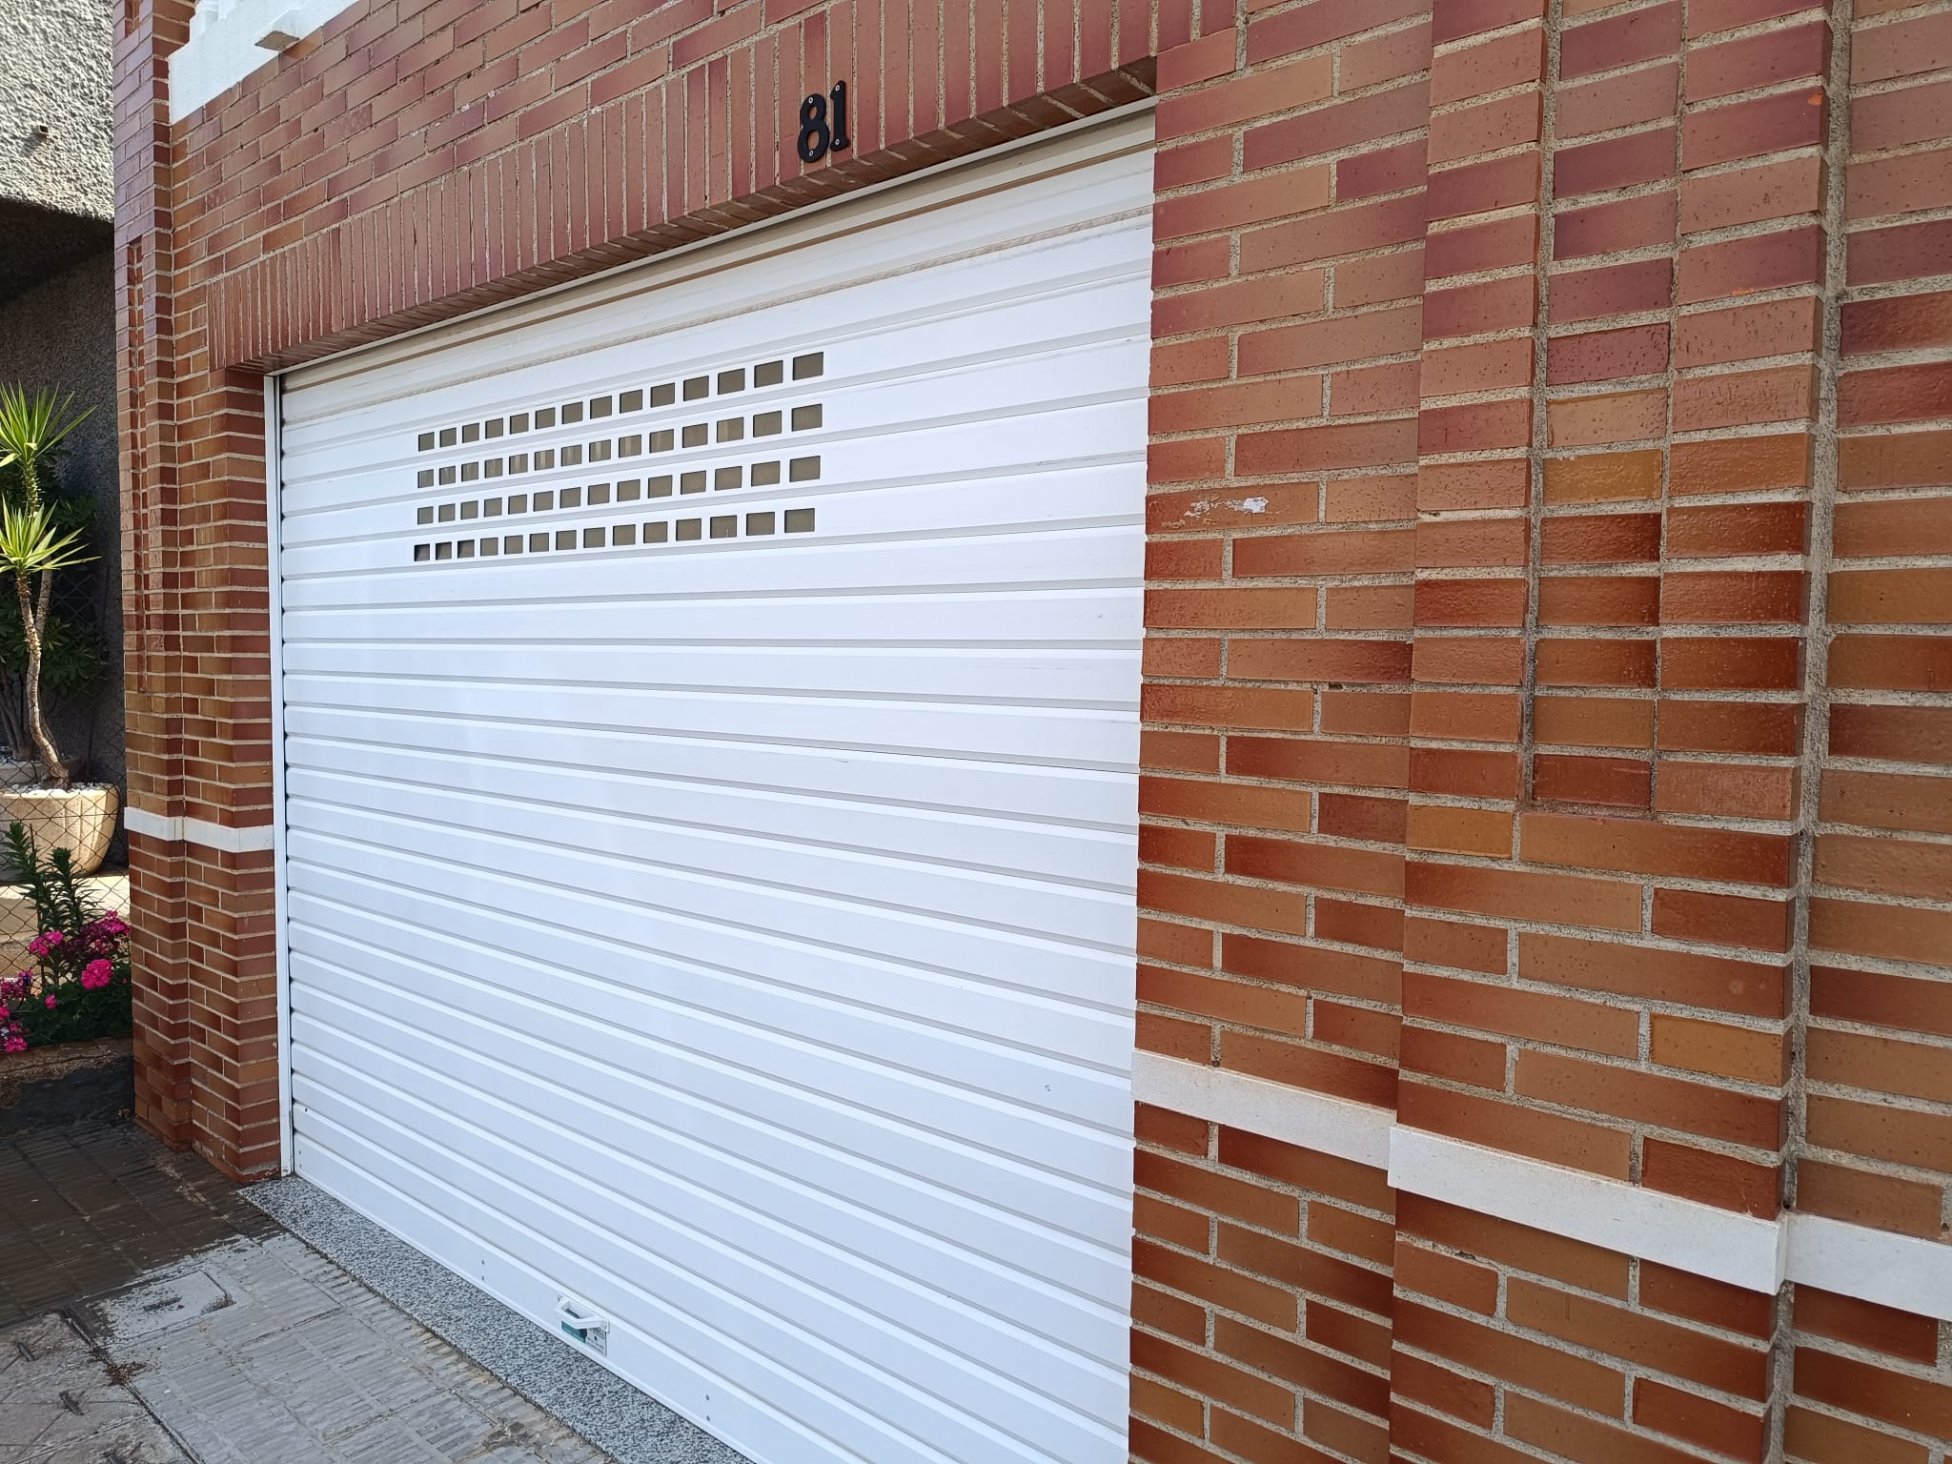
1801 0 1952 1247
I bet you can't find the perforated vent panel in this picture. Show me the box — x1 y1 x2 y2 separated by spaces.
411 353 825 562
273 126 1152 1464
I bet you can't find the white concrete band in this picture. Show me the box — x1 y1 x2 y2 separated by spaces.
1386 1124 1785 1294
1134 1051 1952 1319
124 805 277 855
1786 1213 1952 1321
1132 1050 1393 1169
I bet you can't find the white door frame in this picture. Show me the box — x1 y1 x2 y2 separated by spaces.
262 102 1156 1194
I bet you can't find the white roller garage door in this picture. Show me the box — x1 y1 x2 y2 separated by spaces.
272 117 1150 1464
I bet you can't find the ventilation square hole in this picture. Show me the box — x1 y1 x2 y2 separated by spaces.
533 490 555 512
649 430 674 453
535 407 558 430
791 404 822 431
681 423 708 448
613 523 637 546
435 541 454 559
479 538 500 556
508 493 529 514
717 419 744 443
535 449 556 471
509 453 530 473
680 471 707 494
439 427 458 447
646 521 669 543
617 434 642 456
715 466 742 491
417 506 434 525
648 476 673 498
785 508 816 533
555 530 577 550
414 543 431 560
619 389 645 413
461 462 479 482
485 459 504 478
583 527 605 548
589 483 612 505
438 503 457 523
529 532 549 552
589 440 612 463
461 423 481 444
789 456 820 482
559 487 582 509
418 469 435 488
755 361 784 388
418 432 436 452
438 466 457 485
561 444 584 467
710 515 737 539
676 518 702 541
457 540 476 558
485 419 505 439
717 368 746 394
753 411 783 436
650 383 676 408
509 412 531 434
792 352 824 380
504 535 524 554
683 376 709 400
460 501 479 520
751 461 781 486
484 498 503 516
561 401 585 425
589 396 613 419
746 512 775 535
617 479 642 501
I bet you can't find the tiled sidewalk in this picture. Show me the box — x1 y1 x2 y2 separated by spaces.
0 1123 612 1463
0 1122 273 1327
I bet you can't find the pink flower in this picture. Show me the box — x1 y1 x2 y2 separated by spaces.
43 993 56 1010
80 959 112 991
2 1036 24 1054
0 975 27 1000
26 930 63 958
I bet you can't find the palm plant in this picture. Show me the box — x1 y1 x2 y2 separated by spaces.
0 388 95 789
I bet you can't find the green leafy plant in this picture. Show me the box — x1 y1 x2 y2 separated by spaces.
0 388 96 788
0 821 131 1055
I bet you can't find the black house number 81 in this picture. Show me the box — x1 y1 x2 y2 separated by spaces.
797 82 852 164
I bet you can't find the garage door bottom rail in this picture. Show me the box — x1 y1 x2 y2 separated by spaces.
248 1176 749 1464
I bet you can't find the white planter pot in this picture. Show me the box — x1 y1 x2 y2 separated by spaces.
0 784 119 877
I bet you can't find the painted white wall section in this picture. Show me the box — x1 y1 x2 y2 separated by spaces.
275 121 1152 1464
171 0 359 121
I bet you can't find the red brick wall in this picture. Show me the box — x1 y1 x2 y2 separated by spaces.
117 0 1952 1452
1801 0 1952 1244
1141 0 1426 1122
1133 1109 1396 1458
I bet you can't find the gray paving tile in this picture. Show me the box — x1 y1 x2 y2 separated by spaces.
0 1124 623 1464
0 1311 188 1464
